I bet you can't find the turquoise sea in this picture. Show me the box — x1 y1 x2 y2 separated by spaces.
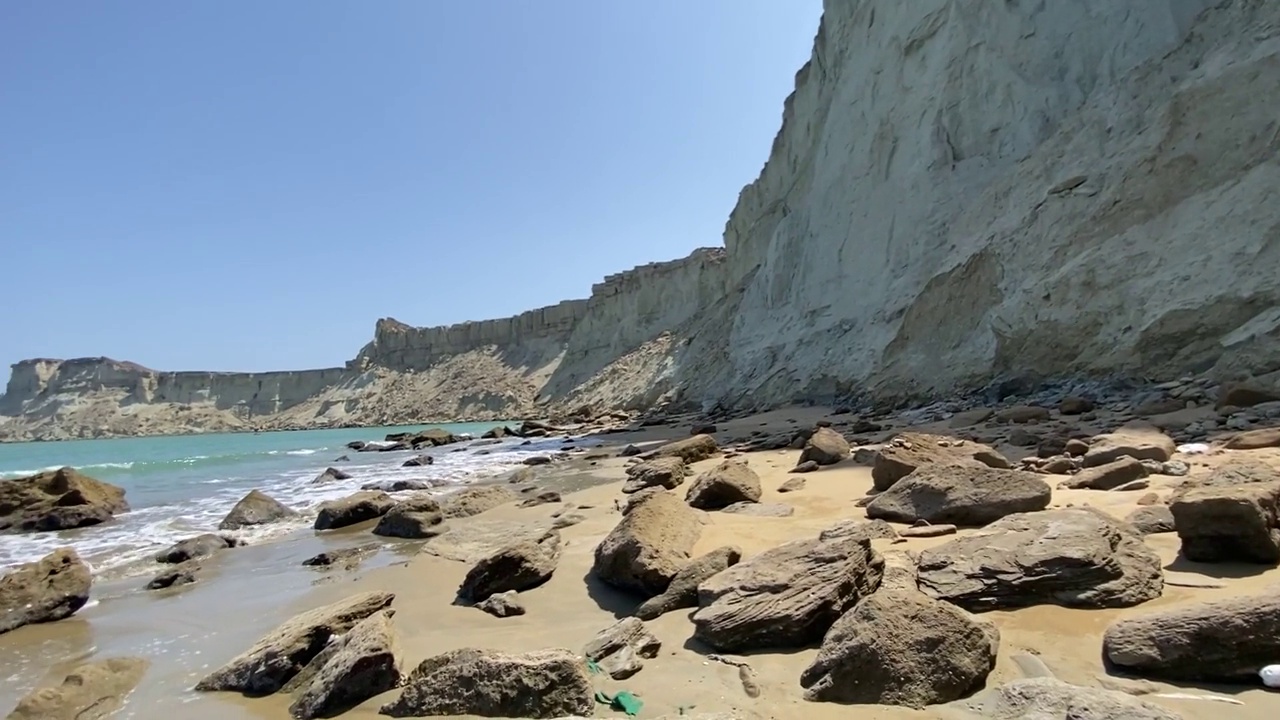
0 422 545 574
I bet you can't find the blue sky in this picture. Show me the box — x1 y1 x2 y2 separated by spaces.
0 1 822 376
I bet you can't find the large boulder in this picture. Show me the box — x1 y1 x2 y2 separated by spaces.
872 434 1009 491
218 489 296 530
941 678 1183 720
1082 427 1176 468
799 427 850 466
4 657 148 720
458 530 561 602
286 609 401 720
917 508 1163 611
380 648 593 719
650 434 719 464
801 587 998 707
582 617 661 680
0 548 92 634
314 491 395 530
0 467 129 532
592 490 701 598
371 496 447 539
1058 457 1149 490
440 485 518 519
1102 590 1280 682
622 457 687 494
692 535 884 652
685 459 762 510
1169 481 1280 564
154 533 239 564
634 545 741 620
195 591 394 694
866 465 1051 526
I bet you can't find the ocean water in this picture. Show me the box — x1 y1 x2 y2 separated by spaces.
0 422 558 575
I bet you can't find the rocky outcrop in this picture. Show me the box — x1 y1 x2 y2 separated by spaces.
0 467 129 532
440 486 518 519
593 490 701 598
4 657 149 720
0 548 92 634
943 678 1183 720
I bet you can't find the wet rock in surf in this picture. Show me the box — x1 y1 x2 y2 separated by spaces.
155 533 240 564
0 548 92 635
314 491 395 530
311 467 353 484
0 467 129 532
145 561 201 590
218 489 297 530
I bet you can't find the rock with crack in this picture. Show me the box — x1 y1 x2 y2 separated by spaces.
1169 481 1280 564
1058 457 1149 490
0 467 130 533
685 459 762 510
372 496 447 539
0 548 92 635
938 677 1183 720
440 485 518 519
799 427 850 466
872 433 1010 491
476 591 526 617
219 489 297 530
692 535 884 652
634 545 741 620
155 533 239 563
916 508 1163 611
1103 589 1280 682
593 490 701 598
622 457 687 494
195 591 394 694
145 560 200 590
1125 505 1176 535
650 434 719 464
286 609 401 720
314 491 395 530
458 530 561 602
801 586 998 707
4 657 149 720
866 465 1051 526
380 648 593 719
1082 428 1176 468
582 617 661 680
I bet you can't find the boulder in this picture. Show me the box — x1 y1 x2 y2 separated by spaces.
145 561 200 590
1058 397 1095 415
1082 428 1176 467
371 496 446 539
790 460 820 474
1169 481 1280 564
4 657 148 720
0 548 91 634
287 609 401 720
996 405 1050 423
419 519 553 564
401 454 434 467
407 428 460 447
799 427 850 466
684 459 762 510
819 519 899 542
621 457 687 494
943 678 1183 720
582 617 661 680
482 425 517 439
1225 427 1280 450
721 501 794 517
523 455 553 466
155 533 238 563
311 467 352 484
195 591 394 694
1125 505 1176 535
872 433 1010 491
592 490 701 598
692 535 884 652
476 591 525 617
0 467 129 532
380 648 593 719
1103 590 1280 682
801 587 998 707
917 508 1163 610
361 479 431 492
1058 457 1149 490
867 465 1051 526
778 476 807 492
441 485 518 518
634 545 741 620
1218 381 1280 409
314 491 395 530
458 530 561 602
218 490 296 530
650 434 719 464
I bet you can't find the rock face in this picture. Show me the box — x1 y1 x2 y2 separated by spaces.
219 489 296 530
1169 481 1280 564
622 457 687 494
872 434 1009 491
4 657 149 720
0 467 129 532
685 459 762 510
0 548 92 634
866 465 1051 526
799 427 850 466
692 535 884 652
593 490 701 598
195 591 394 694
1103 590 1280 683
314 491 395 530
635 545 741 620
372 496 447 539
801 587 998 707
380 648 594 719
155 533 238 563
287 609 401 720
917 508 1163 610
582 617 662 680
458 530 561 602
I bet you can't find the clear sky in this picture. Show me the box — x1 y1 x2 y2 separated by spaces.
0 1 822 376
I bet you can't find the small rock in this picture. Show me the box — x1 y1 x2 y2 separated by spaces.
361 479 432 492
1039 456 1074 474
1160 460 1190 477
620 444 642 457
622 457 686 494
458 530 561 602
301 544 379 570
790 460 820 474
1125 506 1176 535
820 519 898 542
650 434 719 463
1063 438 1089 457
1112 479 1151 492
582 617 661 680
476 591 525 617
155 533 238 564
1083 428 1176 467
311 467 352 484
144 561 200 590
5 657 148 720
996 405 1050 423
1059 397 1095 415
899 524 957 538
691 423 717 435
778 477 807 492
721 502 794 517
1136 492 1161 506
552 513 586 529
523 455 553 466
1059 457 1149 490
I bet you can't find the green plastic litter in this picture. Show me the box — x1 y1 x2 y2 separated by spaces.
595 690 644 717
586 658 604 675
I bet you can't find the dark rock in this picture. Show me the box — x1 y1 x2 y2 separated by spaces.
314 491 395 530
5 657 148 720
333 455 350 462
482 425 517 439
1064 438 1089 456
872 433 1010 491
1170 481 1280 564
622 457 686 494
0 548 91 634
866 465 1051 526
685 459 762 510
1059 396 1095 415
311 467 353 484
476 591 525 617
218 489 296 530
401 454 434 467
155 533 238 563
593 490 701 598
790 460 819 474
0 467 129 533
691 423 717 435
650 434 719 464
458 530 561 602
1039 456 1074 474
407 428 461 447
799 427 851 466
620 444 643 457
145 561 200 590
380 648 593 718
582 617 661 680
345 441 365 451
1059 457 1149 490
372 496 447 539
523 455 553 466
634 546 741 621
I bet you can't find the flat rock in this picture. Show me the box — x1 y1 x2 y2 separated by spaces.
593 490 701 598
476 591 525 617
872 433 1010 491
420 519 552 564
0 467 129 532
939 678 1182 720
1125 505 1176 535
692 535 884 652
1083 428 1176 468
0 548 91 635
634 545 741 620
684 459 762 510
195 591 394 694
155 533 238 563
219 489 296 530
820 519 898 542
144 560 200 590
801 587 998 707
4 657 148 720
458 530 561 602
372 496 447 539
380 648 593 719
622 457 687 494
440 485 518 518
1170 481 1280 564
650 434 719 464
917 508 1163 611
866 465 1051 526
582 617 661 680
1103 589 1280 682
1059 457 1149 490
720 501 794 517
799 426 850 465
314 491 395 530
287 609 401 720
